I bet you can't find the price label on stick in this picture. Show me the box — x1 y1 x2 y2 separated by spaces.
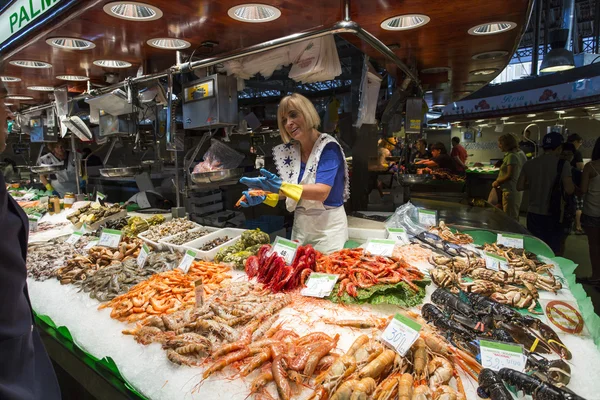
97 229 122 248
418 209 438 227
301 273 339 298
272 236 299 265
381 314 422 356
84 240 99 250
194 279 204 308
387 227 410 245
497 233 524 249
178 250 197 273
65 231 83 245
137 244 150 268
484 251 508 271
479 339 527 372
364 239 396 257
96 191 106 203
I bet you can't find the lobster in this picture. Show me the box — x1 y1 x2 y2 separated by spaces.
477 369 512 400
498 368 586 400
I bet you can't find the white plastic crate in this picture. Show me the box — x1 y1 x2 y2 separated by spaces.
181 228 246 261
158 226 220 253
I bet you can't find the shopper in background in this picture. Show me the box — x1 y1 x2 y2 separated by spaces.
568 133 585 234
450 136 468 173
492 133 525 220
519 129 536 159
0 83 61 399
517 132 574 253
410 138 431 163
416 142 458 172
579 137 600 285
557 142 578 256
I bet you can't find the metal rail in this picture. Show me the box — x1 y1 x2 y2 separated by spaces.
15 0 420 116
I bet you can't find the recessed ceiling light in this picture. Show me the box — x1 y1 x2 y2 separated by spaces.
470 68 499 76
0 76 21 82
6 95 34 100
433 104 446 108
46 37 95 50
425 90 433 94
381 14 430 31
421 67 451 74
464 81 487 87
28 86 55 91
527 114 536 118
56 75 90 81
9 60 52 68
103 1 163 21
228 4 282 23
147 38 191 49
556 110 566 114
476 119 485 123
468 21 517 35
93 60 132 68
472 51 509 61
500 117 510 120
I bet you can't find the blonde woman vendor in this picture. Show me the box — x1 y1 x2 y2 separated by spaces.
239 93 350 253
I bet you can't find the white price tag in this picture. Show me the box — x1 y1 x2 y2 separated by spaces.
137 244 150 268
29 212 43 220
387 228 410 245
381 314 422 356
84 240 99 250
484 251 508 271
178 250 197 273
96 191 106 202
301 273 339 298
272 236 299 265
497 233 524 249
479 339 527 372
418 209 438 227
28 218 38 232
97 229 122 248
364 239 396 257
65 231 83 245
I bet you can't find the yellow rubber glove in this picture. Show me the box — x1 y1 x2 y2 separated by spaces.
263 193 280 207
45 183 53 192
280 182 303 202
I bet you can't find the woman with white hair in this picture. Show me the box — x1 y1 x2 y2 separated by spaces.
240 93 349 253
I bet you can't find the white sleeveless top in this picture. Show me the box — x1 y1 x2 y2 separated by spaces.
584 163 600 217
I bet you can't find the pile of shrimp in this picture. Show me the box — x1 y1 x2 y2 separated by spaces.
392 244 434 271
203 330 341 400
306 331 480 400
124 282 292 367
99 260 231 322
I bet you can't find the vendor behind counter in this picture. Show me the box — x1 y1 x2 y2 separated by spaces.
416 142 459 173
38 139 78 197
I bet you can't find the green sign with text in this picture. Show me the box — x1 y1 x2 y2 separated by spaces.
1 0 61 46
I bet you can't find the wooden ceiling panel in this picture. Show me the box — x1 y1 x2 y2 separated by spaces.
1 0 532 108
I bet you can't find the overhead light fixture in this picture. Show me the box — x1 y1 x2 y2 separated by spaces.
0 76 21 82
472 50 509 61
56 75 90 81
433 104 446 108
533 119 545 122
500 117 510 120
563 116 577 119
476 119 485 123
464 81 487 87
228 4 281 23
381 14 430 30
103 1 163 21
425 90 433 94
6 95 34 100
9 60 52 68
93 60 132 68
421 67 451 74
147 38 191 49
479 124 489 127
540 47 575 72
468 21 517 35
527 114 536 117
470 68 499 76
556 110 566 114
504 121 516 125
5 103 13 106
28 86 55 91
584 106 599 109
46 37 95 50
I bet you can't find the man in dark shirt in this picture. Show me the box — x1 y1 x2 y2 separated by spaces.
519 129 537 159
417 142 458 172
568 133 585 233
410 139 431 163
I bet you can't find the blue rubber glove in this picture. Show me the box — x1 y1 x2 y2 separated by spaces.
239 191 280 208
239 168 282 193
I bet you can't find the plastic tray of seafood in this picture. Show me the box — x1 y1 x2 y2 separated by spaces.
181 228 246 261
137 219 202 250
158 226 220 253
